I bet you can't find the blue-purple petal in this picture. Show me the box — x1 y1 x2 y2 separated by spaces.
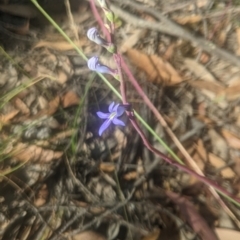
87 27 109 45
116 105 126 117
96 111 110 119
108 102 115 112
95 65 114 74
112 103 120 112
99 118 112 136
87 28 98 42
112 118 125 126
88 57 98 71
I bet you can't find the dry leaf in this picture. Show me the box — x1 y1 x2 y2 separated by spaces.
188 0 210 10
192 152 205 171
166 191 218 240
123 171 138 180
126 49 182 85
234 157 240 176
49 129 76 144
14 98 30 115
190 80 225 94
184 58 227 108
195 139 207 162
72 231 106 240
99 163 115 172
120 29 145 53
61 91 80 108
189 81 227 108
34 39 87 51
142 229 160 240
221 129 240 150
34 184 48 207
163 43 177 60
199 52 211 64
208 153 235 179
34 198 46 207
38 96 49 109
208 129 228 159
224 83 240 101
12 143 63 162
216 228 240 240
0 110 19 126
236 28 240 56
57 69 68 84
173 15 202 25
33 96 60 119
184 58 217 82
89 207 105 214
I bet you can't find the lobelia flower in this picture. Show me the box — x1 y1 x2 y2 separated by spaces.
87 27 109 46
88 56 118 79
87 27 116 53
97 102 128 136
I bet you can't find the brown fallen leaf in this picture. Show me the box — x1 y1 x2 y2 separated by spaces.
165 191 218 240
14 98 30 115
236 28 240 56
184 58 227 108
195 139 207 162
221 129 240 150
173 14 202 25
0 109 19 126
142 229 160 240
33 96 60 119
192 152 205 171
189 81 227 109
233 157 240 177
49 129 75 143
184 58 217 82
189 80 224 94
215 228 240 240
208 153 235 179
34 184 48 207
61 91 80 108
72 231 106 240
188 0 209 10
38 96 49 109
11 143 63 162
126 49 182 85
99 163 115 173
120 29 145 53
57 69 69 85
208 129 228 159
34 39 87 51
123 171 137 180
224 83 240 101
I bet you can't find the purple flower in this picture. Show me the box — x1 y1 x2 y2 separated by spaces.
97 102 127 136
88 56 117 76
87 27 109 46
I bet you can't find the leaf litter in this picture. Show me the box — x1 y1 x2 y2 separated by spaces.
1 0 240 239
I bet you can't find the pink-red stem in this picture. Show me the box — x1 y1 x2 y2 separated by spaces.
89 0 240 204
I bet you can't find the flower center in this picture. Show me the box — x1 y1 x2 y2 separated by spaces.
109 112 116 120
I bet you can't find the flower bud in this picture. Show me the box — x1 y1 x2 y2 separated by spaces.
87 27 109 46
88 57 118 76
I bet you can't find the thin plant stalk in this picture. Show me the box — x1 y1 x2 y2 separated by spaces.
91 0 240 211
